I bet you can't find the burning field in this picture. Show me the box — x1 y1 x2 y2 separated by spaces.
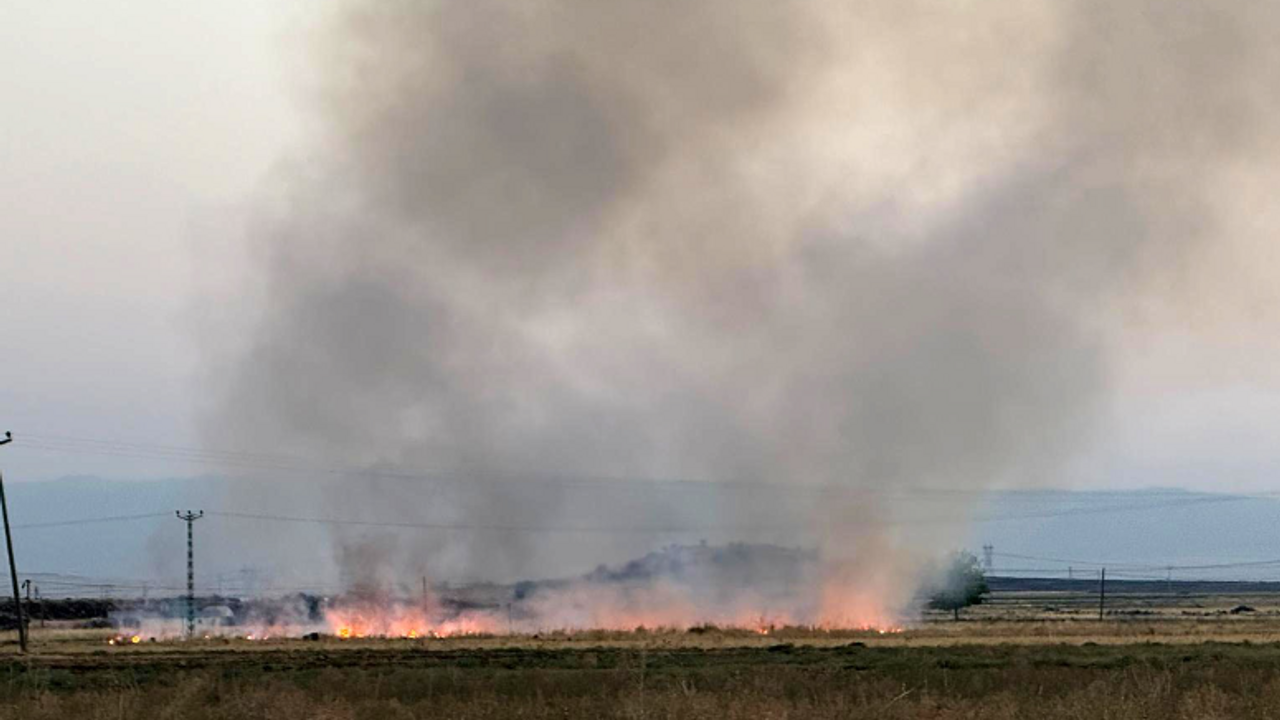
21 578 1280 719
7 0 1280 714
326 543 903 639
106 543 912 641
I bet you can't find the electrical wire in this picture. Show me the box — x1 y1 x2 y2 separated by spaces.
14 512 173 530
7 488 1267 538
17 431 1273 502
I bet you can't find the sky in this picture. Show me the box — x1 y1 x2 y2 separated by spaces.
2 0 1280 497
1 0 319 479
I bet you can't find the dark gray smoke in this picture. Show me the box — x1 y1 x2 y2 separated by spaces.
205 0 1280 622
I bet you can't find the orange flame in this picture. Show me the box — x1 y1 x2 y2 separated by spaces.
323 600 902 637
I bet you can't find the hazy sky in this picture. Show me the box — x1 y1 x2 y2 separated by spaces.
3 0 1280 495
2 1 318 479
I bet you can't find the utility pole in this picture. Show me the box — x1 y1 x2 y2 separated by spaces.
1098 568 1106 621
176 511 204 638
20 579 31 640
982 544 994 572
0 431 27 653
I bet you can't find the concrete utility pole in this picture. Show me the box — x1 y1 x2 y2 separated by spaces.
1098 568 1106 621
176 511 204 638
0 432 27 653
982 544 994 572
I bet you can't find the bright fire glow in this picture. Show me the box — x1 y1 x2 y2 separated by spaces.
326 604 496 639
322 598 903 638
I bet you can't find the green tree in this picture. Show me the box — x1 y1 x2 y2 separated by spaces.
928 550 989 620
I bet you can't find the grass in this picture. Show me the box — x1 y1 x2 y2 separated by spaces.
6 622 1280 718
4 642 1280 718
6 586 1280 718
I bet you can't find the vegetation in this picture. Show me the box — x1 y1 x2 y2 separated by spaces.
4 586 1280 719
6 640 1280 718
928 550 990 620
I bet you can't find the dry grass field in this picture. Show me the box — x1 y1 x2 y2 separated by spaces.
7 625 1280 712
6 588 1280 718
6 632 1280 719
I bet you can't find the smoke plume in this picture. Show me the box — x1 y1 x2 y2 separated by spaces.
206 0 1280 626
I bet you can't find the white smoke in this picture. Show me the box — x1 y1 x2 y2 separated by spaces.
202 0 1280 624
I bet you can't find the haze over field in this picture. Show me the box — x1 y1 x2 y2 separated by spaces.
4 2 1280 624
10 478 1280 596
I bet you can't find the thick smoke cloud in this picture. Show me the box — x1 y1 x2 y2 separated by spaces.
207 0 1280 622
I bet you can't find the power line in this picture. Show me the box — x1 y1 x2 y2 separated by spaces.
20 569 343 595
993 551 1141 568
20 431 1278 503
974 494 1255 524
205 510 795 535
16 436 1007 495
21 432 315 466
14 512 172 529
207 496 1262 533
994 551 1280 573
6 489 1265 538
1152 558 1280 571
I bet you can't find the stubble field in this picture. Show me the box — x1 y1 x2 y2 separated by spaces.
7 587 1280 719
